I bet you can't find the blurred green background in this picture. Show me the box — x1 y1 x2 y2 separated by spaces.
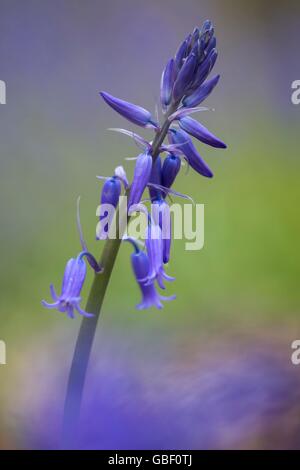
0 0 300 449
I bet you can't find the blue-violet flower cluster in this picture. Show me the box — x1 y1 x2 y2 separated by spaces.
42 21 226 315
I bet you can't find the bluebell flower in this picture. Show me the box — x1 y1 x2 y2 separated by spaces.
50 22 226 316
148 155 163 201
100 91 158 129
128 239 175 310
175 36 190 70
97 176 121 240
161 153 181 192
160 58 176 112
172 52 197 102
145 220 174 290
182 74 220 108
100 176 122 207
42 252 93 319
179 116 227 149
96 166 128 240
128 152 152 209
169 128 213 178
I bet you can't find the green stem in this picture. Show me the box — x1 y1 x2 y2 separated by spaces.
61 104 177 449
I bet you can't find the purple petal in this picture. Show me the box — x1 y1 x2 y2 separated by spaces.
172 53 197 102
174 38 189 70
191 49 218 91
161 154 181 190
206 36 216 55
136 283 163 310
148 155 162 201
100 177 121 207
41 299 60 309
61 258 77 295
128 153 152 208
100 91 157 129
131 250 151 284
169 128 213 178
179 116 227 149
61 256 87 299
160 58 176 111
183 74 220 108
75 302 94 318
50 284 59 301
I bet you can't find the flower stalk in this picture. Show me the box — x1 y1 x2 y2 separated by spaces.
61 104 177 448
54 21 227 447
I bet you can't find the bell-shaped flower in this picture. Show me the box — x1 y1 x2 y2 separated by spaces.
161 153 181 191
128 239 175 310
128 152 152 209
149 155 163 201
42 252 93 319
145 219 174 289
97 176 121 240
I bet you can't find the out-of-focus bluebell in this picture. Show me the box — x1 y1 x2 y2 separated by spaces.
42 253 93 318
25 335 300 449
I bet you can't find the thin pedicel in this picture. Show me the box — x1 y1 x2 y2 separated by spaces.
42 21 227 447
